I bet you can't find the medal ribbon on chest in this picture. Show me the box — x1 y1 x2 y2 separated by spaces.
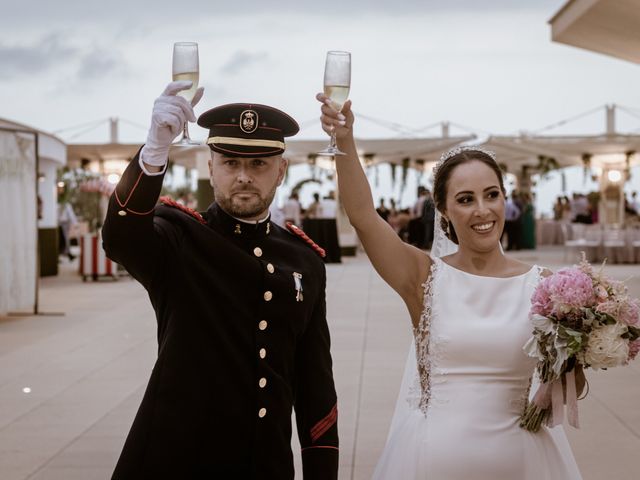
293 272 303 302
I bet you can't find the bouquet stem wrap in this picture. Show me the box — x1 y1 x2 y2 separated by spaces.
521 371 579 432
565 370 579 428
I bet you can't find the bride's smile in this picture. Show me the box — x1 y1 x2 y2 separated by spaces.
441 159 506 253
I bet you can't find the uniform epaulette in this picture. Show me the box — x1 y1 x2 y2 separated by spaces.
159 196 207 225
286 222 326 258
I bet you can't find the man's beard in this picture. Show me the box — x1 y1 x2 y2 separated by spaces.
214 184 277 219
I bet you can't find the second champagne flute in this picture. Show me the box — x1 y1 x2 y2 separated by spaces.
172 42 200 146
318 50 351 156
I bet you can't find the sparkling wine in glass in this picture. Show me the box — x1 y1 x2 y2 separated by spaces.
172 42 200 146
318 51 351 156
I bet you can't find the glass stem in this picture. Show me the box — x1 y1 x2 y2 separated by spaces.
182 121 190 141
330 130 337 150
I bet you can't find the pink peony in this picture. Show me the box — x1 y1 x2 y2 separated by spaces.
533 268 595 317
629 340 640 362
531 280 553 316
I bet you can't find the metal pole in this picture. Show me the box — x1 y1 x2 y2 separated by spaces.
34 131 40 315
606 104 616 136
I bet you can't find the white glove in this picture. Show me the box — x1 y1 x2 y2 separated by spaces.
140 81 205 167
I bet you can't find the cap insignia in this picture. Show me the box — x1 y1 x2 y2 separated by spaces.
240 109 258 134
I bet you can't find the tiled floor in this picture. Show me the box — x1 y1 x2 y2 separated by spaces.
1 246 638 479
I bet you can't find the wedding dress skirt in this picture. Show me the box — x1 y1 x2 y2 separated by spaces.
372 257 582 479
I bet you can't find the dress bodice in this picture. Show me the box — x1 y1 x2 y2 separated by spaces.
413 257 541 416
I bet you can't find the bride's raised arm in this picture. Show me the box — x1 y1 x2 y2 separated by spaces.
316 93 431 311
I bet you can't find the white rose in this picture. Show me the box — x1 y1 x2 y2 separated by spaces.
584 323 629 369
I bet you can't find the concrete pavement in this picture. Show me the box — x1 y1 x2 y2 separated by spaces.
0 246 638 479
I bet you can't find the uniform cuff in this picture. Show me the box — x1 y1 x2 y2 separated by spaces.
301 446 338 480
139 156 168 176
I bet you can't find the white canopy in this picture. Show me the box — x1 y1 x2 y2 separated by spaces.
67 135 475 172
478 133 640 175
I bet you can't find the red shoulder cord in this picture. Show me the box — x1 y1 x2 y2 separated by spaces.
286 222 327 258
159 196 207 225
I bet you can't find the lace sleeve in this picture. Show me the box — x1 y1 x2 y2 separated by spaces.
412 259 439 414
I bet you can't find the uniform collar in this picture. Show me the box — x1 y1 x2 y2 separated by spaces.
206 202 272 239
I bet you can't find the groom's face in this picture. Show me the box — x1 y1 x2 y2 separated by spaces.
444 160 505 252
208 152 287 221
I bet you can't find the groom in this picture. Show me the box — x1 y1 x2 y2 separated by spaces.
102 81 339 479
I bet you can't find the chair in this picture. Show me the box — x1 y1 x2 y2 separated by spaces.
602 226 627 264
631 227 640 263
560 223 601 262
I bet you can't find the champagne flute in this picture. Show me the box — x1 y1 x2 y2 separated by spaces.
172 42 200 146
318 51 351 156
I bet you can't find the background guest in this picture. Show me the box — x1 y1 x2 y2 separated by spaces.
520 192 536 249
321 191 337 219
408 186 427 247
305 192 322 219
503 191 521 251
283 192 302 225
376 198 390 222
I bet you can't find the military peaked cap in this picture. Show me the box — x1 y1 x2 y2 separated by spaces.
198 103 299 157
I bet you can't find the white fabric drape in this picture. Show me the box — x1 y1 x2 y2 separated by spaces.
0 131 37 316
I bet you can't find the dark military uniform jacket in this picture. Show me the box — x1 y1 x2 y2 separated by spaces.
102 152 339 479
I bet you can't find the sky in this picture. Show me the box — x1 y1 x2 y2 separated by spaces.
2 0 639 142
2 0 640 212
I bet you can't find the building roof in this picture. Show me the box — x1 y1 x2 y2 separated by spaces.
549 0 640 64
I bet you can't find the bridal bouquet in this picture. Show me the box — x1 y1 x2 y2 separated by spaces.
520 254 640 433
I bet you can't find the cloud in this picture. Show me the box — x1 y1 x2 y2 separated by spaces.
0 33 78 79
220 51 269 75
77 47 129 80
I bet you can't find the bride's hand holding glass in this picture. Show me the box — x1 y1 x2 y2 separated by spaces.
316 93 354 142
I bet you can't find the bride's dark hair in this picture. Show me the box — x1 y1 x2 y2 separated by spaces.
433 150 506 245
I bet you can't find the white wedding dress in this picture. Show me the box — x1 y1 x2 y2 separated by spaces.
372 256 583 479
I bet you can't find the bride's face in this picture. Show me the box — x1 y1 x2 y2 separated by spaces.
444 160 505 252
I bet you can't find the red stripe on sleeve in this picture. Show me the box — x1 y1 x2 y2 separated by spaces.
310 404 338 443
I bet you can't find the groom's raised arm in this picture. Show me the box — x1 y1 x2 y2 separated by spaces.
102 148 173 290
294 266 339 480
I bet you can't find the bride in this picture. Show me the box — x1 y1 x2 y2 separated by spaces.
316 94 583 479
